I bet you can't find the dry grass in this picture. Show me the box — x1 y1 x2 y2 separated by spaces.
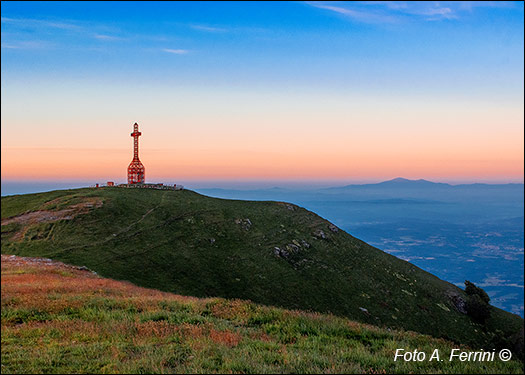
2 255 523 374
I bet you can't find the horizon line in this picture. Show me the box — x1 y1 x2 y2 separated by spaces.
2 177 524 186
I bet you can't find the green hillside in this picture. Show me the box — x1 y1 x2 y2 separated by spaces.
1 187 523 354
2 255 523 374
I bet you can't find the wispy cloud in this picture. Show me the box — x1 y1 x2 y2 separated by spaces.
453 1 516 11
183 22 268 35
306 2 397 23
1 43 19 49
1 16 83 31
162 48 190 54
190 24 227 33
94 34 122 41
1 40 53 49
306 1 515 23
1 16 122 47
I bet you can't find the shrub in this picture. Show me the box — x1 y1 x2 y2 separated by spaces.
464 280 490 304
466 294 491 324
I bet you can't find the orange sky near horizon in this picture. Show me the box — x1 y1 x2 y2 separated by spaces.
2 146 522 181
1 83 523 183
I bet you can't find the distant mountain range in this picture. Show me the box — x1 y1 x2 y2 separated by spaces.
193 178 523 205
327 177 523 190
195 178 523 195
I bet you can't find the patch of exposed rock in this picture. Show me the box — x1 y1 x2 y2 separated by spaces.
328 224 339 233
274 243 301 259
277 202 296 211
234 218 252 231
313 229 327 239
446 290 467 314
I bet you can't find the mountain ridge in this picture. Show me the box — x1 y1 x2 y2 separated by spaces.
193 178 523 197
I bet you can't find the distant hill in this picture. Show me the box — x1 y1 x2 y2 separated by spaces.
1 187 523 354
326 177 522 191
2 255 523 374
194 178 524 204
353 177 451 188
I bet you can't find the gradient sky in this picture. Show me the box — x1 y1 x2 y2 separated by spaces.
1 1 524 185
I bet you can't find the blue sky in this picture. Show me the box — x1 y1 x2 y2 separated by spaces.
2 1 523 94
1 1 524 185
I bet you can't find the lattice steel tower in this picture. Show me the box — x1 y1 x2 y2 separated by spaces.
127 122 145 184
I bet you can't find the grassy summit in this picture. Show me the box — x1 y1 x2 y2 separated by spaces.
2 255 523 374
1 187 523 354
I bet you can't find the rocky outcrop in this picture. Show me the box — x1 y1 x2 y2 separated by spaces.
234 218 252 231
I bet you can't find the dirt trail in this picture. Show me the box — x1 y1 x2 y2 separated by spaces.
105 206 158 240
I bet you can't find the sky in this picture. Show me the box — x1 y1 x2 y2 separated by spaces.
1 1 524 187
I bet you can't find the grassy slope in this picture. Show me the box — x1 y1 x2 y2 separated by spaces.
2 255 523 374
1 188 523 353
